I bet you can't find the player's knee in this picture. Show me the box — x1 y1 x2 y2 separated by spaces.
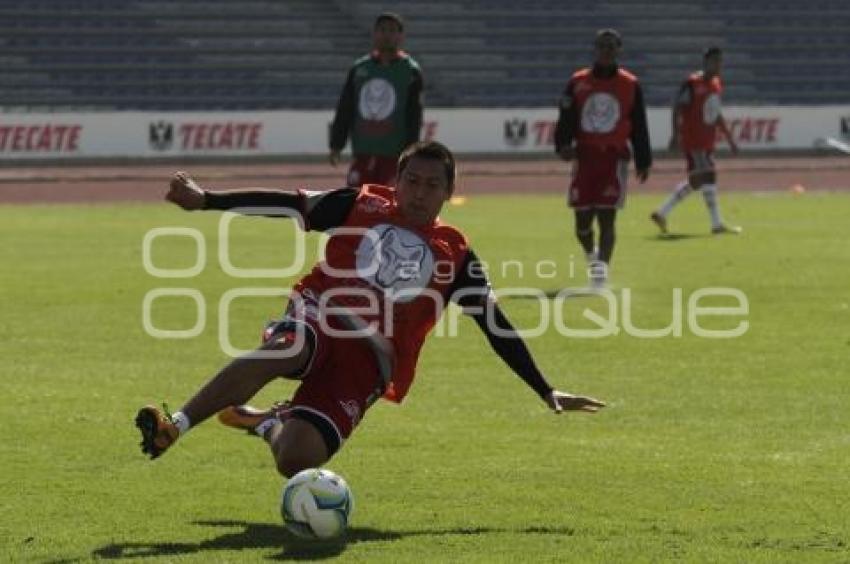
256 335 311 377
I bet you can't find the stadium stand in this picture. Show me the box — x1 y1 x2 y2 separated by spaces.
2 0 849 110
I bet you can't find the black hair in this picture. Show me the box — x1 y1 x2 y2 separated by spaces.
374 12 404 32
595 28 622 47
704 46 723 59
397 141 456 193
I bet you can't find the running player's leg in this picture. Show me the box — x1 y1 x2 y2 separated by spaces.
136 331 310 459
574 208 596 260
596 208 617 265
220 319 383 477
652 152 698 231
695 153 740 234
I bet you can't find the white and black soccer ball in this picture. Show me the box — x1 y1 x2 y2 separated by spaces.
281 468 353 540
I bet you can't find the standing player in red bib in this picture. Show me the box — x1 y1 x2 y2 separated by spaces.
135 141 605 477
329 12 423 187
555 29 652 289
651 47 741 235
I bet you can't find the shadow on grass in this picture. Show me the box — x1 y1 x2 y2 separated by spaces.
646 232 709 241
92 519 574 560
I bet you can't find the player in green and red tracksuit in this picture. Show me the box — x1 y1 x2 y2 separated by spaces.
329 12 423 187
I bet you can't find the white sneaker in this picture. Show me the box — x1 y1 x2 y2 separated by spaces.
588 260 608 290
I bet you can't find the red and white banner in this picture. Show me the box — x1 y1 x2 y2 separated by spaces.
1 106 847 160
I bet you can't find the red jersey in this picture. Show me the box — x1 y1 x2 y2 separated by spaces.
293 184 469 402
679 72 723 151
570 67 638 153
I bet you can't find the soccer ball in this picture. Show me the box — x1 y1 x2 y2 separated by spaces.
281 468 353 540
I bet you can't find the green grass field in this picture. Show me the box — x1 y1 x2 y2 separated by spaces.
1 191 849 562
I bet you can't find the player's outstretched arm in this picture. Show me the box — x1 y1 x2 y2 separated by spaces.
467 299 605 415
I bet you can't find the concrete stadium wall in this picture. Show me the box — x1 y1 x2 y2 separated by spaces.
1 106 848 160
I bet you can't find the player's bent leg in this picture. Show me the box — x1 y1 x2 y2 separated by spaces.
596 209 616 264
653 179 692 232
268 416 334 478
181 341 307 421
592 209 616 288
217 401 291 434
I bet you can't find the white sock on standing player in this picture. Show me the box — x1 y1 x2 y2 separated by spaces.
659 181 692 217
701 183 723 228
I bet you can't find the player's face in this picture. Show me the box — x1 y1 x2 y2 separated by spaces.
704 55 722 77
594 36 621 66
373 21 403 52
396 156 452 225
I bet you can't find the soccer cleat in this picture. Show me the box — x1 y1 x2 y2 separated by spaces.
135 404 179 459
650 211 668 234
217 401 291 435
711 223 742 235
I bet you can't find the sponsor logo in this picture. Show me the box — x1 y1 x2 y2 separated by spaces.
358 77 396 121
504 119 557 148
356 195 391 215
339 400 361 426
504 118 528 147
355 224 433 302
581 92 621 134
177 122 262 151
722 117 779 144
149 120 174 151
702 93 721 125
0 124 82 153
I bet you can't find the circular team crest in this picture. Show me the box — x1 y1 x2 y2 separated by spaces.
358 78 397 121
581 92 621 133
703 93 721 125
355 224 434 302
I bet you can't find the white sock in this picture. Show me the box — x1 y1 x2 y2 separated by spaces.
659 181 692 217
254 417 280 439
701 183 722 228
171 411 191 436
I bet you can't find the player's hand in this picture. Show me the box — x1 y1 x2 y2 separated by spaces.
636 168 650 183
545 390 605 414
557 146 575 162
329 149 341 167
166 171 206 211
